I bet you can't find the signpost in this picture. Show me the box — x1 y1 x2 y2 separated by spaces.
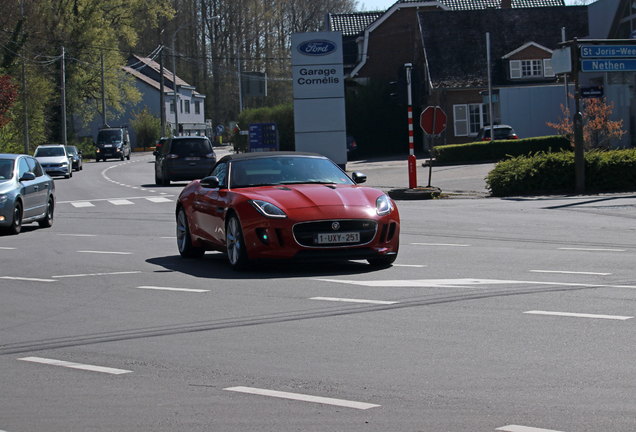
249 123 278 152
420 106 447 187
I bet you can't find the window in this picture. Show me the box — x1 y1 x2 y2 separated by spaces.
185 100 190 114
194 101 200 115
509 59 553 79
170 99 175 113
454 104 488 136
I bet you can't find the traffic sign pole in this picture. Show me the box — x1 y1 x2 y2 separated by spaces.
406 64 417 189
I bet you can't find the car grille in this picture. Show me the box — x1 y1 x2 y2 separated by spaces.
293 220 377 247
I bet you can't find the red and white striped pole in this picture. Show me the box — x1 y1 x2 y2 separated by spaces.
405 63 417 189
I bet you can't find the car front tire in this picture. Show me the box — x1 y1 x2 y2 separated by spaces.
38 197 54 228
176 208 205 258
8 202 22 235
226 214 248 270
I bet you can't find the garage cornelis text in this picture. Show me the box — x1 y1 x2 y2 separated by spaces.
297 68 340 85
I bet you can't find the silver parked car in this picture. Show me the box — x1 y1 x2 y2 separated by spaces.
0 154 55 235
34 144 73 178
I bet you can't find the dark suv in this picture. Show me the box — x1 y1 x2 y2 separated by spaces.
475 125 518 141
154 136 216 185
95 127 132 161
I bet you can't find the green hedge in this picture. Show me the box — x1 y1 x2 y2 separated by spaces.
433 135 571 164
486 149 636 197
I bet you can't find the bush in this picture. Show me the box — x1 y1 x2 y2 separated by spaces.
434 135 571 164
486 149 636 197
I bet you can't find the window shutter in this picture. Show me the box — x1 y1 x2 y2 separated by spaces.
510 60 521 79
453 105 468 137
543 58 555 77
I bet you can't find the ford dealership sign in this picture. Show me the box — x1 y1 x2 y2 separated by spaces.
297 40 337 56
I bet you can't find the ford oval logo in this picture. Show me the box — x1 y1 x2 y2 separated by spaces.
298 40 337 56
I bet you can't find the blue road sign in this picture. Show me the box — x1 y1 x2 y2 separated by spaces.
581 59 636 72
581 45 636 58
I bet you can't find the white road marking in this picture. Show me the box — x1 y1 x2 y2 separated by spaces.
71 201 95 208
0 276 56 282
310 297 398 305
18 357 132 375
161 236 177 239
410 242 470 247
109 199 134 205
146 197 172 203
496 426 565 432
223 386 380 410
77 250 132 255
57 234 97 237
524 311 633 320
136 286 209 293
393 264 427 268
58 195 175 205
0 247 16 250
530 270 612 276
314 277 636 290
559 247 625 252
53 271 142 278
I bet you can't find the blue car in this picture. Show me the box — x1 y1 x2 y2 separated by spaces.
0 154 55 235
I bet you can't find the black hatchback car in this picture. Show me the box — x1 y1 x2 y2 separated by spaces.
154 136 216 185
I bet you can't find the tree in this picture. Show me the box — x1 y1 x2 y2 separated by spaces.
547 96 626 150
0 75 18 129
130 107 161 150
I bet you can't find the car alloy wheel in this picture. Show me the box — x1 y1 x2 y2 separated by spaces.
176 208 204 258
226 215 248 270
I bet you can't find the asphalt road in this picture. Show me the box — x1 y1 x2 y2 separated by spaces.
1 150 636 432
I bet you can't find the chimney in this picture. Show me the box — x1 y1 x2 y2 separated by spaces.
501 0 512 8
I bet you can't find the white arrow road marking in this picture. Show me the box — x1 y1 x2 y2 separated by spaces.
223 386 380 410
524 311 633 320
314 278 636 290
18 357 132 375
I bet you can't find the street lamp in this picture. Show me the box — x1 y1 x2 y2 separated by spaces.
171 15 220 136
238 31 276 112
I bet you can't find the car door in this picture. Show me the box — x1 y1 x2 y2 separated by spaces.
17 157 39 219
26 157 50 217
191 161 229 245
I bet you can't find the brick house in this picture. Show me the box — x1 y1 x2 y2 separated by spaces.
329 0 589 146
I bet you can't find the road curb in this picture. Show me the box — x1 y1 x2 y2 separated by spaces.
388 186 442 200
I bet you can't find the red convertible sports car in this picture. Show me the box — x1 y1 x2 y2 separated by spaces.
175 152 400 270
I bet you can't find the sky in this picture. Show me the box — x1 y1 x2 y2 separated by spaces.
356 0 580 11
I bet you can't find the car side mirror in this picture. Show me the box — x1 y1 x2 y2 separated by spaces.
351 172 366 184
200 175 220 188
20 172 36 182
152 151 158 156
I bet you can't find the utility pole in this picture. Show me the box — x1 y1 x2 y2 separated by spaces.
61 47 67 145
20 0 29 154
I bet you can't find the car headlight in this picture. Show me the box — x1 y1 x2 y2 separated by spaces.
249 200 287 219
376 194 393 216
0 194 8 206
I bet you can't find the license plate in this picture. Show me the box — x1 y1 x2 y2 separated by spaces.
185 157 200 160
104 144 112 148
315 232 360 244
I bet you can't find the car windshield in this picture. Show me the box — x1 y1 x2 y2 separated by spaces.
97 130 122 144
35 147 65 157
66 147 77 155
229 156 354 188
0 159 14 180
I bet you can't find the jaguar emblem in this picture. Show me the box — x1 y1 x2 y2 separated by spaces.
331 222 340 231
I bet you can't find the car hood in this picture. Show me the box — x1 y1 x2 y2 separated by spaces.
241 184 383 210
0 180 16 193
36 156 67 164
